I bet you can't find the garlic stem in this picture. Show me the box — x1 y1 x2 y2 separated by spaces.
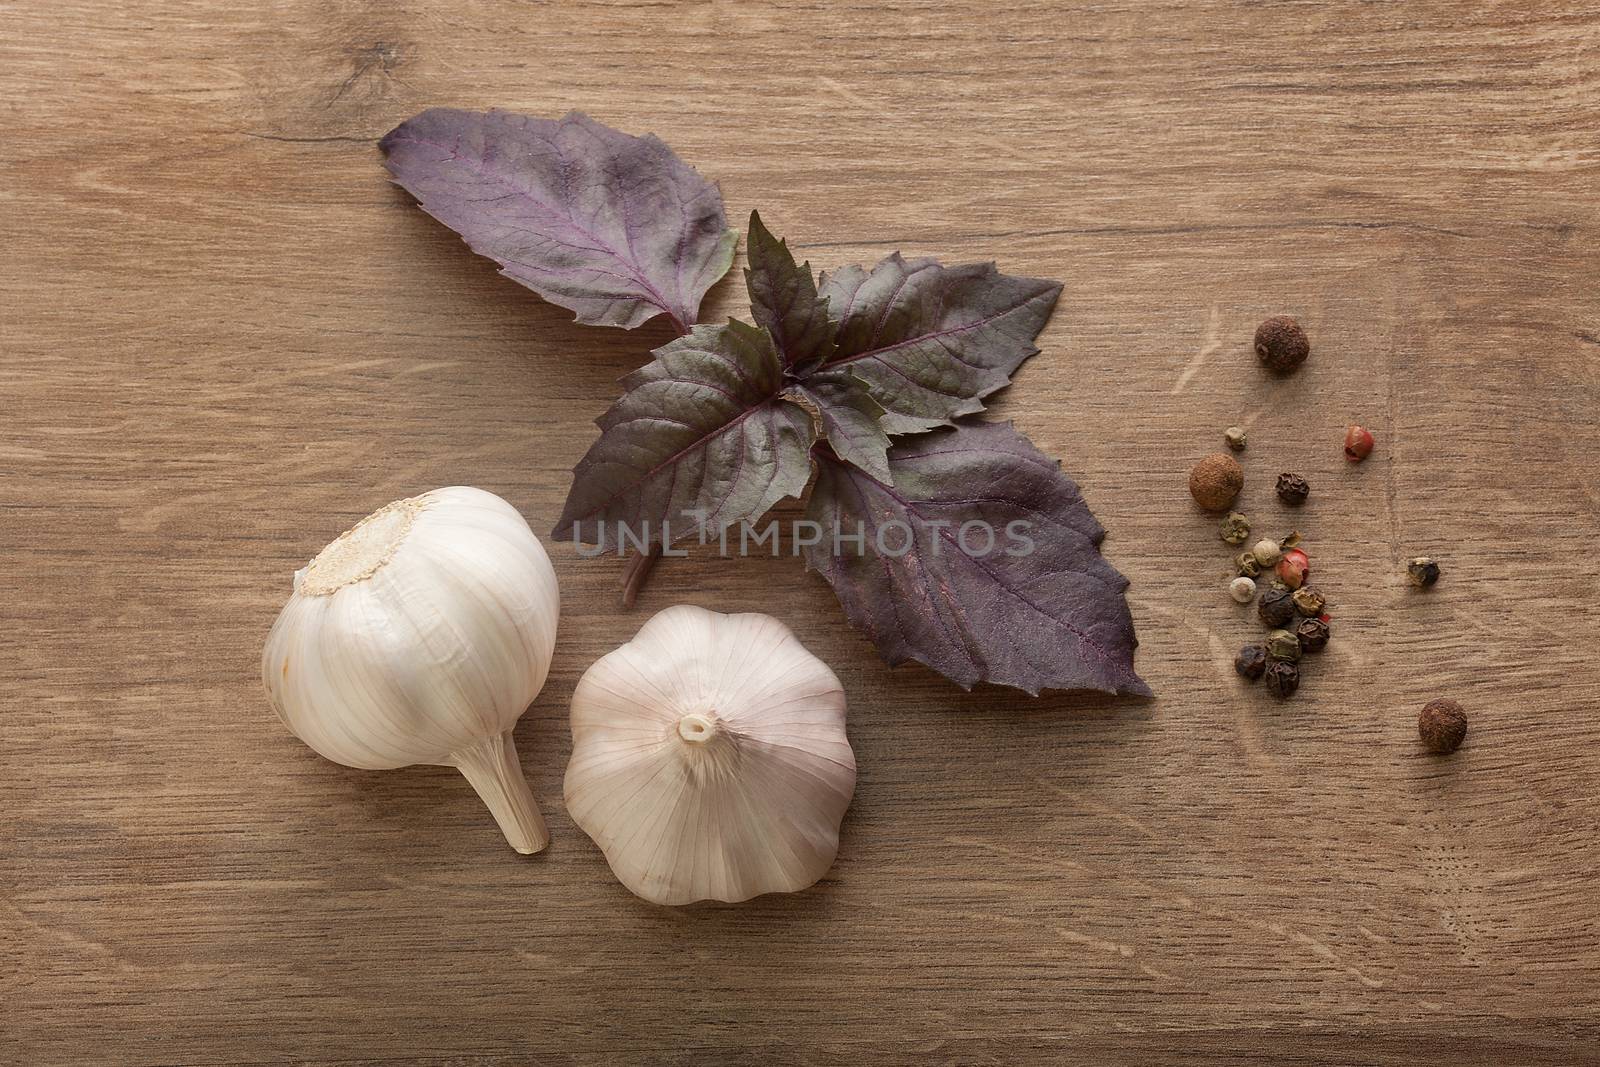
620 546 662 608
450 731 549 855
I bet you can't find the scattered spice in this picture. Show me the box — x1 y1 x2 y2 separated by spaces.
1294 616 1330 653
1291 586 1326 616
1251 539 1282 567
1408 556 1441 589
1264 660 1300 698
1276 548 1310 589
1197 424 1352 705
1344 424 1374 462
1220 512 1251 545
1189 453 1244 511
1265 629 1302 662
1276 472 1310 506
1419 698 1468 754
1235 644 1268 680
1254 316 1309 374
1257 581 1296 627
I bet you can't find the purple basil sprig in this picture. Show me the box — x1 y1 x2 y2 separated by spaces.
382 109 1146 696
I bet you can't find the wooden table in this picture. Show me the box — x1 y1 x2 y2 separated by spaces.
5 2 1598 1062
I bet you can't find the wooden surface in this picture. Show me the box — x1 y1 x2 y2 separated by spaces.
4 1 1599 1063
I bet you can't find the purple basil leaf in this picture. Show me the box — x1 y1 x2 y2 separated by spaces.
744 211 834 371
553 321 814 546
804 421 1148 696
380 109 737 331
786 373 893 484
817 255 1062 434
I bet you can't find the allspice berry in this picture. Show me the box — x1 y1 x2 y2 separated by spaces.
1189 453 1244 511
1276 472 1310 506
1419 699 1468 754
1254 316 1309 374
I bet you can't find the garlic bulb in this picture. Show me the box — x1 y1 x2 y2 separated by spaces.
262 486 559 854
565 605 855 905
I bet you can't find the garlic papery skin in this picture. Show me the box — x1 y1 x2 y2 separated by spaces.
564 605 856 905
262 486 559 854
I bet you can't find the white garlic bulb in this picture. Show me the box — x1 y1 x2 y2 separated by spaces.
262 486 560 854
565 605 856 905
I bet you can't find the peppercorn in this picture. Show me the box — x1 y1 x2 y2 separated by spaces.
1276 548 1309 590
1235 551 1263 579
1254 315 1309 374
1292 585 1326 616
1276 472 1310 506
1234 644 1267 680
1344 424 1375 462
1265 628 1302 662
1224 425 1247 452
1189 453 1244 511
1263 660 1300 699
1408 556 1441 589
1294 616 1330 653
1419 698 1467 754
1257 581 1296 627
1251 538 1282 567
1229 576 1257 603
1220 512 1251 545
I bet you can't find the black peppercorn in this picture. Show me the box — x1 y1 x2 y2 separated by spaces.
1264 660 1300 699
1408 556 1441 589
1295 616 1330 653
1257 581 1296 627
1234 644 1267 681
1276 472 1310 506
1254 316 1309 374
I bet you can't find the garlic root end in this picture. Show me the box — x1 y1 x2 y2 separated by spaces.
451 731 549 855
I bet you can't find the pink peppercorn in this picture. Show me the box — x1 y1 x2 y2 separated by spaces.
1344 425 1375 462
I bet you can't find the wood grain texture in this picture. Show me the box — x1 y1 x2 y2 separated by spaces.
3 0 1599 1063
